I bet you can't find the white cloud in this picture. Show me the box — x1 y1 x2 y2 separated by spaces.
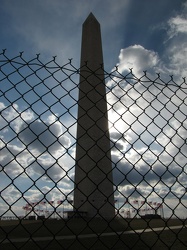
0 145 27 177
0 102 6 110
163 2 187 77
112 2 187 79
167 16 187 39
30 155 67 182
0 102 35 134
116 45 159 76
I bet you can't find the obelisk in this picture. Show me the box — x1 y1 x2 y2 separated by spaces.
74 13 115 219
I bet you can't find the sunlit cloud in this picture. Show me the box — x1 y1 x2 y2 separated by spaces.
116 45 159 76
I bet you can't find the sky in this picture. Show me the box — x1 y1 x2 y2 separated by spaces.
0 0 187 219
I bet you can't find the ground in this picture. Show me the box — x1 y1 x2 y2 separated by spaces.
0 217 187 249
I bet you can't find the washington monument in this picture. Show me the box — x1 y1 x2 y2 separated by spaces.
74 13 115 219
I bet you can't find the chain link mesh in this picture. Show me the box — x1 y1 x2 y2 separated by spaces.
0 51 187 249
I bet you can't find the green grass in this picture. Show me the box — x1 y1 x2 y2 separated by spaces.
0 218 187 249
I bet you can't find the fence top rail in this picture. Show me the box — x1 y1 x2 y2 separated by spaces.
0 51 186 90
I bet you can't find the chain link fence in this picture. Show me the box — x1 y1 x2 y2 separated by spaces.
0 51 187 249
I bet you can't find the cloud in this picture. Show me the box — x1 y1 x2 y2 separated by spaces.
0 144 28 178
112 2 187 79
0 184 74 216
107 2 187 203
168 16 187 35
108 78 187 194
22 186 74 210
162 2 187 77
110 114 187 188
167 15 187 39
112 153 184 188
110 131 128 153
0 102 35 134
18 119 71 155
29 155 68 183
0 101 73 189
116 45 159 76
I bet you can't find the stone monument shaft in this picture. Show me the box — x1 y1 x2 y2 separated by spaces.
74 13 115 218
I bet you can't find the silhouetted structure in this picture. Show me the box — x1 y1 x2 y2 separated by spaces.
73 13 115 219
